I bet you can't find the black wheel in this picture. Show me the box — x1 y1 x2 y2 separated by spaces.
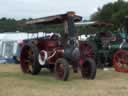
80 58 96 80
20 43 41 75
55 58 69 81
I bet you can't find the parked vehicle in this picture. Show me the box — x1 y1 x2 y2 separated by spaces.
20 12 97 81
113 16 128 73
77 20 128 73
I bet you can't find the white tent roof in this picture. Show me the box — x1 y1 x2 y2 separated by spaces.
0 32 54 41
0 34 6 40
1 33 28 41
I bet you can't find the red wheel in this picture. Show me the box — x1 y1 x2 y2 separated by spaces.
113 49 128 73
55 58 69 81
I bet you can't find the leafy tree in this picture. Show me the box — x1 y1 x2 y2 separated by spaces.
91 0 128 30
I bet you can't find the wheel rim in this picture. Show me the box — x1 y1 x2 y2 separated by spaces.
81 61 91 78
113 50 128 73
80 43 94 58
20 46 34 73
55 62 65 80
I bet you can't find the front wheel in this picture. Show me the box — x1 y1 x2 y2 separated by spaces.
55 58 70 81
80 58 96 80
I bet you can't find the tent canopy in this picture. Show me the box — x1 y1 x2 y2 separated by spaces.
0 32 55 41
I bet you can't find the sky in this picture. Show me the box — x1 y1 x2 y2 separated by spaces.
0 0 119 20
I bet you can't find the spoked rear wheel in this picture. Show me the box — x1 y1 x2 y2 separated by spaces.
20 43 41 75
55 58 69 81
113 49 128 73
80 58 96 80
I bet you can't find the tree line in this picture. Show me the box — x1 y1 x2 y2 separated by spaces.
0 0 128 34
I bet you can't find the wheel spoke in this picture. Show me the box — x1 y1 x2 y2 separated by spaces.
56 63 64 79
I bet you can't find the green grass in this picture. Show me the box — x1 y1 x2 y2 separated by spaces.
0 64 128 96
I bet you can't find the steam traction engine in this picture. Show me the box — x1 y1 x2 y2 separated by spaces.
81 20 128 73
20 12 96 81
113 16 128 73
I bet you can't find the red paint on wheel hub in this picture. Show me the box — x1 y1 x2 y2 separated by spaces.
113 49 128 73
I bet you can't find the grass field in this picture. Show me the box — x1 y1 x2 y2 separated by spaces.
0 64 128 96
